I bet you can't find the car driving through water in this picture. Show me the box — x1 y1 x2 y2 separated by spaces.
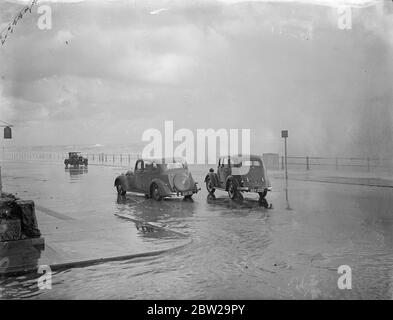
64 152 88 168
204 154 272 207
114 157 200 200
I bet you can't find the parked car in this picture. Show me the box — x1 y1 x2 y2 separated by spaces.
114 158 200 200
64 152 88 168
204 154 272 206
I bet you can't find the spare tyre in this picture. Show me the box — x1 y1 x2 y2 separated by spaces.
173 173 193 192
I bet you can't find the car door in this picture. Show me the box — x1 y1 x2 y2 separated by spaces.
134 160 145 191
218 157 231 187
217 158 224 187
125 170 136 191
141 161 154 192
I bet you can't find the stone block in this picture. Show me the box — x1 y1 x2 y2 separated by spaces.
15 200 41 238
0 237 45 275
0 198 16 219
0 219 21 241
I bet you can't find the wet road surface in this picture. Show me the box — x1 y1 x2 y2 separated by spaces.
1 160 393 299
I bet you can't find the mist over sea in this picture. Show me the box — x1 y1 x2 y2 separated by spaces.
3 143 145 156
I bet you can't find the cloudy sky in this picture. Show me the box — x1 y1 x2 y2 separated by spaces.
0 0 392 157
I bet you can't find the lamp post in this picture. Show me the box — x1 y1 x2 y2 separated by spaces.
0 120 13 195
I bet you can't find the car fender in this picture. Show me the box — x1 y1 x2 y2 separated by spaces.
204 172 219 187
150 178 172 196
266 176 272 189
262 165 271 189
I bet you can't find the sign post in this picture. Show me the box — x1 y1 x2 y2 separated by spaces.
281 130 288 186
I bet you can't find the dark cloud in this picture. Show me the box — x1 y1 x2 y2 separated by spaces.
0 0 392 157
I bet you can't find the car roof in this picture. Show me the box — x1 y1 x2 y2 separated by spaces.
138 157 186 164
220 154 262 160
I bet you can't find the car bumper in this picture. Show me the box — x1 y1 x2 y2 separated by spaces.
162 182 201 197
237 186 271 192
171 184 201 197
176 187 201 196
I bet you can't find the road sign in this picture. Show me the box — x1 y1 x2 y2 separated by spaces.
281 130 288 138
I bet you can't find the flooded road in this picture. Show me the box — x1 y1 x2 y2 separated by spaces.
1 160 393 299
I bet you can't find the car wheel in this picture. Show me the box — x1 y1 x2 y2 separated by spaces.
150 183 163 201
205 177 215 194
116 184 126 196
227 180 237 200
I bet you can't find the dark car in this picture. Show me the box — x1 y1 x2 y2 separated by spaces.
114 158 200 201
64 152 88 168
204 154 271 206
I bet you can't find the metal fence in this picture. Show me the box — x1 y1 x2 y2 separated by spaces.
3 152 141 167
281 156 392 172
2 151 392 172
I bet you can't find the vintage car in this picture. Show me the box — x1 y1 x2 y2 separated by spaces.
64 152 88 168
114 158 200 200
204 154 272 206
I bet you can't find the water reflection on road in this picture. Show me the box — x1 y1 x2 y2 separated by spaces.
66 167 88 179
1 161 393 299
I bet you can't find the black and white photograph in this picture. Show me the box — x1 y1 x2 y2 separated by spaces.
0 0 392 304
